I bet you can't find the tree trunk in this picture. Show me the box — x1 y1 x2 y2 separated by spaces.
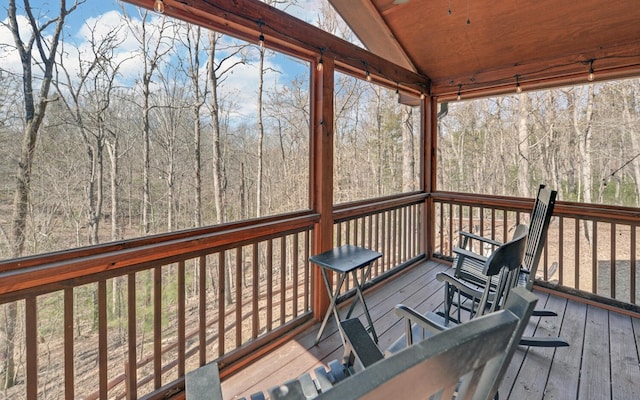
517 92 530 197
256 44 266 218
4 0 72 388
208 32 224 226
401 107 415 191
572 85 595 242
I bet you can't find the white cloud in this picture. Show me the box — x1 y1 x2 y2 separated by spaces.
0 14 35 75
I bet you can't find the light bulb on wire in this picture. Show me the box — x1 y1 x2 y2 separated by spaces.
317 49 324 72
588 60 594 82
258 33 265 48
366 70 372 82
515 75 522 94
154 0 165 13
456 84 461 101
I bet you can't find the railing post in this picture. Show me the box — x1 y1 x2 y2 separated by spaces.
311 55 335 320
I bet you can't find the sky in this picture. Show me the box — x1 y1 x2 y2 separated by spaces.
0 0 329 121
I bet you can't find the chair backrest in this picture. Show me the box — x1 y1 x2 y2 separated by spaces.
277 287 537 400
482 224 528 277
522 184 557 289
477 225 527 314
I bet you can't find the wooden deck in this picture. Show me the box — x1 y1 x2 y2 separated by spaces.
221 260 640 399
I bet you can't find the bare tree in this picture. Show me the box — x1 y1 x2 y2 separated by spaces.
207 32 246 225
623 83 640 206
179 24 208 227
517 92 531 197
124 9 173 235
2 0 81 388
55 22 125 245
570 85 596 241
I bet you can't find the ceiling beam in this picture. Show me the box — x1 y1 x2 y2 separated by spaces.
432 41 640 100
328 0 417 73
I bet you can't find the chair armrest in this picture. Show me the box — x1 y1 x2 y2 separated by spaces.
459 231 503 247
341 318 383 372
452 246 488 263
394 304 449 335
436 272 486 300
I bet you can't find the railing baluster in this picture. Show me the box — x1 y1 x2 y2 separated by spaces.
502 209 507 243
280 236 287 325
154 267 162 388
199 256 206 366
592 221 597 294
26 297 37 400
367 214 373 258
304 230 311 312
127 273 137 399
178 260 186 377
64 288 74 400
575 218 580 290
252 243 259 338
479 206 485 239
99 280 108 397
266 240 273 332
611 223 616 299
380 211 389 272
559 217 564 286
447 203 453 256
292 233 299 317
235 247 242 347
631 226 637 304
218 252 225 357
491 208 495 241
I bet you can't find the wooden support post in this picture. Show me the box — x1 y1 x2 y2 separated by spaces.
423 96 437 259
311 56 335 321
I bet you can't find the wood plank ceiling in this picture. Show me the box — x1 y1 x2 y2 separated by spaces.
330 0 640 99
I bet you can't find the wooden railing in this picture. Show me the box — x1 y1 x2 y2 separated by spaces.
432 192 640 307
0 212 318 400
0 193 427 399
331 193 427 296
2 189 637 399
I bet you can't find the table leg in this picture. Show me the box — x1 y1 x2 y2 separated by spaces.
345 263 373 318
314 269 347 345
345 265 378 343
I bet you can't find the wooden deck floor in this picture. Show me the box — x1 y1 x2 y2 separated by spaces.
221 260 640 399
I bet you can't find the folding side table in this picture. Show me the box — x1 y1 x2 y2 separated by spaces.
310 245 382 345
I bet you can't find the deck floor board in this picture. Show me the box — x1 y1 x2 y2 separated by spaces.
221 260 640 399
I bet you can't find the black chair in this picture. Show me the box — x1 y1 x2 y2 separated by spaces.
436 184 567 347
387 226 527 353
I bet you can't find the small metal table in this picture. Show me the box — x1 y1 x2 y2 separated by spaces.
310 245 382 345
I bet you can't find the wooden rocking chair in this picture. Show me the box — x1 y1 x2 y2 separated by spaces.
385 225 527 355
436 184 567 347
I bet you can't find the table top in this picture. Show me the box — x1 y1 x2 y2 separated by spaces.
309 245 382 273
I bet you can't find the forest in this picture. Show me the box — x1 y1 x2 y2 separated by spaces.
0 0 420 261
2 1 638 263
0 0 639 397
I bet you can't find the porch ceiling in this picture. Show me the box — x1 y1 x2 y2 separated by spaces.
330 0 640 99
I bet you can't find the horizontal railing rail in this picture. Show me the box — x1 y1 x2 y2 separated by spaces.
431 191 639 308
